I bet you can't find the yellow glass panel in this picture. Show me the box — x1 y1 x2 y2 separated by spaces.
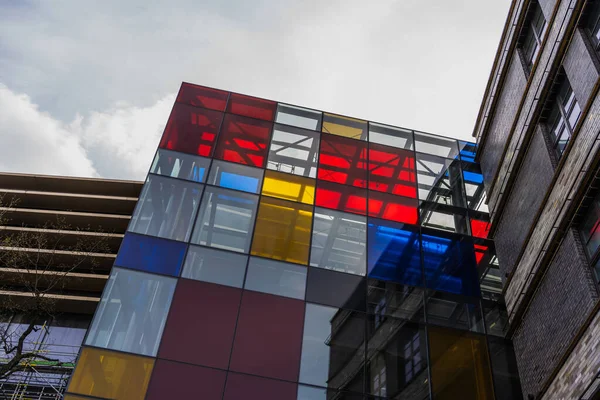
262 170 315 205
322 113 368 140
251 197 312 264
64 396 93 400
428 327 494 400
68 347 154 400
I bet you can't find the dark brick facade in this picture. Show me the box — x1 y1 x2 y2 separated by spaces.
512 228 598 397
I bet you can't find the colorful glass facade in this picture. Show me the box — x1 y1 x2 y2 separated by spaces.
66 83 521 400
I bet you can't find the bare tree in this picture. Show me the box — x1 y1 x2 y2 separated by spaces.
0 194 111 382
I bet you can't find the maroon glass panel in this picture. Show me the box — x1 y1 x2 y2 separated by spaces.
176 83 229 111
158 279 241 370
230 291 305 381
368 191 419 225
368 143 417 198
227 93 277 121
146 360 226 400
318 134 368 188
223 372 297 400
159 103 223 157
315 180 367 215
214 114 273 168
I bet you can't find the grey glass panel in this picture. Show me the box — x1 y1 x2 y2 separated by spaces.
425 291 484 333
85 267 176 357
267 124 320 178
367 280 425 323
414 131 459 159
369 123 414 150
182 245 248 288
149 149 211 183
416 153 465 207
275 104 322 131
311 208 367 276
129 175 204 242
244 257 307 299
190 186 259 253
207 160 264 194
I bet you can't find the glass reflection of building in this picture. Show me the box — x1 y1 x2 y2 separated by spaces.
64 83 522 400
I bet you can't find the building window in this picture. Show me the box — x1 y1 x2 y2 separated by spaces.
519 1 546 72
546 76 582 158
374 297 387 329
404 332 423 382
370 354 387 397
585 0 600 50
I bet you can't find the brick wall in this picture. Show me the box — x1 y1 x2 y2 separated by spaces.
538 0 556 21
563 28 600 109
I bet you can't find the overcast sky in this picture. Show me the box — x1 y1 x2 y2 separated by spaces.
0 0 510 180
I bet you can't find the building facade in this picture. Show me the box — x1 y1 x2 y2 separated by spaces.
473 0 600 398
63 83 522 400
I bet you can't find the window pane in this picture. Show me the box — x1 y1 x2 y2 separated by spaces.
224 372 298 400
207 159 264 193
150 149 211 183
176 83 228 111
67 347 154 400
459 141 477 163
85 268 176 356
414 131 459 159
267 124 320 178
230 291 305 381
115 233 187 277
276 103 323 131
425 291 484 333
190 186 259 254
369 122 414 150
475 240 503 299
318 133 368 187
251 197 313 264
462 162 488 213
262 170 316 204
182 245 248 288
420 201 469 235
244 257 307 299
128 175 204 242
227 93 277 121
158 280 242 369
159 103 223 157
580 192 600 257
368 191 419 225
470 214 491 239
146 359 226 400
214 113 273 168
322 113 368 140
428 326 494 400
368 143 417 198
311 208 367 276
306 267 366 311
367 219 421 286
487 337 524 400
315 180 367 215
416 153 466 207
567 100 582 130
367 280 425 322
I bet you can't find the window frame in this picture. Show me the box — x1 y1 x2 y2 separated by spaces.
546 76 582 158
518 0 547 73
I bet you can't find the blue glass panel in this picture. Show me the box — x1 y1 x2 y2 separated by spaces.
421 229 480 297
367 218 422 286
115 233 187 277
459 141 477 162
463 170 483 184
207 160 264 194
219 171 260 192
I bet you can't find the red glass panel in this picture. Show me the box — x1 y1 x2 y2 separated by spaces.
223 372 297 400
227 93 277 121
158 280 241 370
146 360 226 400
230 291 305 381
368 143 417 198
315 180 367 215
368 191 418 224
474 243 488 265
159 103 223 157
471 219 491 239
177 83 229 111
318 134 368 188
214 114 273 168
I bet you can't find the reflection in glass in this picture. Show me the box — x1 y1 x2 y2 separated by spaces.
150 149 211 183
420 201 469 235
182 245 248 288
414 131 459 159
369 123 414 150
244 257 307 299
367 280 425 322
267 124 320 178
416 153 465 206
425 291 484 333
115 233 187 277
306 268 366 311
207 159 264 193
276 104 323 131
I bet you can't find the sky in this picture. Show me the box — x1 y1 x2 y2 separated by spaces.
0 0 510 181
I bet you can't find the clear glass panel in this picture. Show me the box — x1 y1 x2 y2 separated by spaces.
190 186 259 253
416 153 466 207
462 162 488 213
425 290 484 333
414 131 459 159
276 104 323 131
310 208 367 276
369 123 414 150
322 113 368 140
267 124 320 178
150 149 211 183
182 245 248 288
85 268 176 356
262 170 316 204
420 201 470 235
128 175 204 242
207 159 264 194
244 257 307 299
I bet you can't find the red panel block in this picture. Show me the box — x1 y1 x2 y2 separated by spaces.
177 83 229 111
146 360 226 400
159 103 223 157
230 291 305 381
158 279 242 370
223 372 297 400
368 191 418 224
315 180 367 215
471 219 491 239
318 134 367 188
227 93 277 121
214 114 273 168
368 143 417 198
